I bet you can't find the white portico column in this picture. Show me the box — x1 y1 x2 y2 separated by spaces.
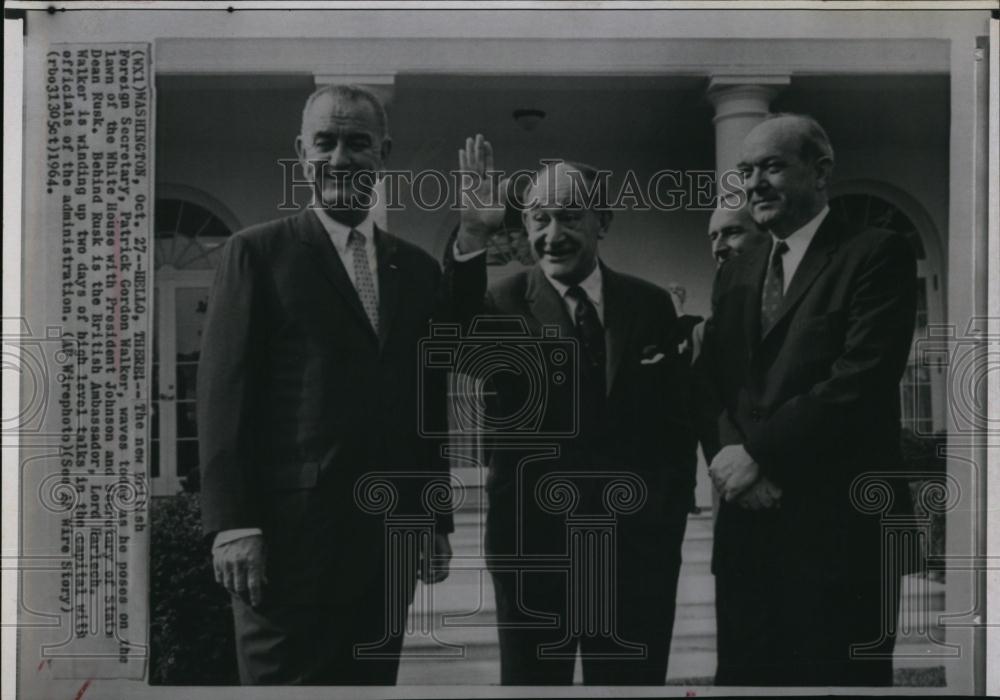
706 75 790 193
313 73 396 231
696 76 788 513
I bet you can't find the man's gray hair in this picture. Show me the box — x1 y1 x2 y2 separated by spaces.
765 112 835 165
526 159 613 217
300 84 390 140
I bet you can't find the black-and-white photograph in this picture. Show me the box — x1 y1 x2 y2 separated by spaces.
2 3 997 697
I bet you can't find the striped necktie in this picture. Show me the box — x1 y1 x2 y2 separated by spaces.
566 284 607 399
348 229 379 334
760 239 789 337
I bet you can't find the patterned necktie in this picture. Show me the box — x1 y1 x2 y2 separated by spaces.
566 285 607 397
760 239 789 337
348 229 379 334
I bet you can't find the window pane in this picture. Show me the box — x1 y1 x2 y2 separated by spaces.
177 440 199 479
177 363 197 400
150 439 160 478
176 401 198 438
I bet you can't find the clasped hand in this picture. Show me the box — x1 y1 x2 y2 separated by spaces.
708 444 782 510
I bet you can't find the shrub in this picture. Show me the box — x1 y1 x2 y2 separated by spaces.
149 491 238 684
900 430 947 580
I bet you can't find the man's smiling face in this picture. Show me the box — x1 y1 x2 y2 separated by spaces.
295 92 390 224
737 116 830 238
522 163 607 286
708 205 766 265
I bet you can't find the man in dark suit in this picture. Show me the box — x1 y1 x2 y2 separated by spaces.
444 137 698 684
198 84 452 684
703 113 917 686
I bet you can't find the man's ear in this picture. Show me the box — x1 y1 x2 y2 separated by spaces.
814 156 834 191
379 137 393 165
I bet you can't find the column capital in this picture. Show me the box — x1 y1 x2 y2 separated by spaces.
705 75 789 178
706 74 790 121
707 74 791 91
313 72 396 106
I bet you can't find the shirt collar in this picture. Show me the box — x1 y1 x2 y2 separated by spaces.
311 205 376 255
546 261 604 308
772 204 829 257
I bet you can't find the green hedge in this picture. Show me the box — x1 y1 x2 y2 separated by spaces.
149 491 238 685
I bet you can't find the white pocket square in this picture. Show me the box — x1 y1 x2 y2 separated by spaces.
640 352 665 365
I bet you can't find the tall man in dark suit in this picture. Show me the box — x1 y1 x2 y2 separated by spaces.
198 84 452 684
703 113 917 686
445 137 698 684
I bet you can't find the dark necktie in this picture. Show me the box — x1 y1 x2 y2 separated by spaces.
566 285 607 398
760 239 789 337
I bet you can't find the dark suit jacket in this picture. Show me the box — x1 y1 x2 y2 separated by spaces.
198 209 451 600
703 213 917 581
445 252 697 576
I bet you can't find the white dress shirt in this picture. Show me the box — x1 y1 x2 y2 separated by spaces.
452 242 604 324
772 205 829 293
313 207 379 307
213 208 379 550
544 262 605 325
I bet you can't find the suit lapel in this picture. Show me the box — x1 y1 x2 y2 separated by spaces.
524 264 629 397
760 214 840 344
295 209 378 343
374 226 399 350
600 263 633 395
525 266 576 339
742 240 770 354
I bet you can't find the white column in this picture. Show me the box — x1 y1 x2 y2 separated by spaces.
313 73 397 231
695 75 788 512
706 75 790 181
942 34 989 697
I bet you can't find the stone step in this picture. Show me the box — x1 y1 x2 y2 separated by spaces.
397 648 949 686
449 507 717 526
402 609 720 649
410 569 720 618
415 564 941 609
397 656 500 686
405 487 947 689
410 577 947 658
446 534 714 559
397 644 718 685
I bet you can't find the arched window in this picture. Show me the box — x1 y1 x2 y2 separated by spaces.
154 186 240 271
830 183 945 436
151 187 239 494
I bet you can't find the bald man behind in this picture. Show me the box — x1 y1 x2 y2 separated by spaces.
691 203 767 363
707 201 768 265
